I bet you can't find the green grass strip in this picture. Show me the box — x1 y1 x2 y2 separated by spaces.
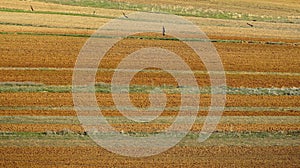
0 116 299 125
0 83 299 95
0 131 299 147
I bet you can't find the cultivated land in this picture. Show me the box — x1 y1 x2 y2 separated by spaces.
0 0 299 167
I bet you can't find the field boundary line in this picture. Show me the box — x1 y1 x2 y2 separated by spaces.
0 116 299 124
1 67 300 76
0 106 300 112
1 31 298 46
0 21 98 30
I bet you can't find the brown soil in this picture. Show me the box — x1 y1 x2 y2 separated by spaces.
1 1 299 166
1 70 299 87
0 110 298 117
1 34 299 72
1 146 299 167
0 93 299 108
0 123 298 133
1 32 299 87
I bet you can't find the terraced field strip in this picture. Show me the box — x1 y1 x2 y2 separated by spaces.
1 106 299 113
0 92 299 132
1 70 300 87
1 92 300 107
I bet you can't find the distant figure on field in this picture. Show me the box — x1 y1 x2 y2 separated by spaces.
247 23 254 27
162 26 166 36
30 5 34 11
93 10 96 15
122 12 128 18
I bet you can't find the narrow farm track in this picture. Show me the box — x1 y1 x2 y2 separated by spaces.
0 0 299 166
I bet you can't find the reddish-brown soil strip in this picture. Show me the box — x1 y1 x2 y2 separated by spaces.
0 34 84 68
1 34 299 73
1 70 299 87
1 93 299 108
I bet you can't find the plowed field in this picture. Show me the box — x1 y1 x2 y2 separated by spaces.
0 0 299 167
1 34 299 72
1 93 300 108
1 69 300 87
1 146 299 167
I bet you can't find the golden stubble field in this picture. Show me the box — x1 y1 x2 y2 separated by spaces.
0 0 299 167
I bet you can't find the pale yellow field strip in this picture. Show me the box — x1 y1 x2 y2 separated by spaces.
117 0 300 18
0 116 299 125
0 0 299 41
1 106 300 112
0 12 108 30
0 0 127 17
1 67 300 76
187 17 300 40
0 10 299 40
